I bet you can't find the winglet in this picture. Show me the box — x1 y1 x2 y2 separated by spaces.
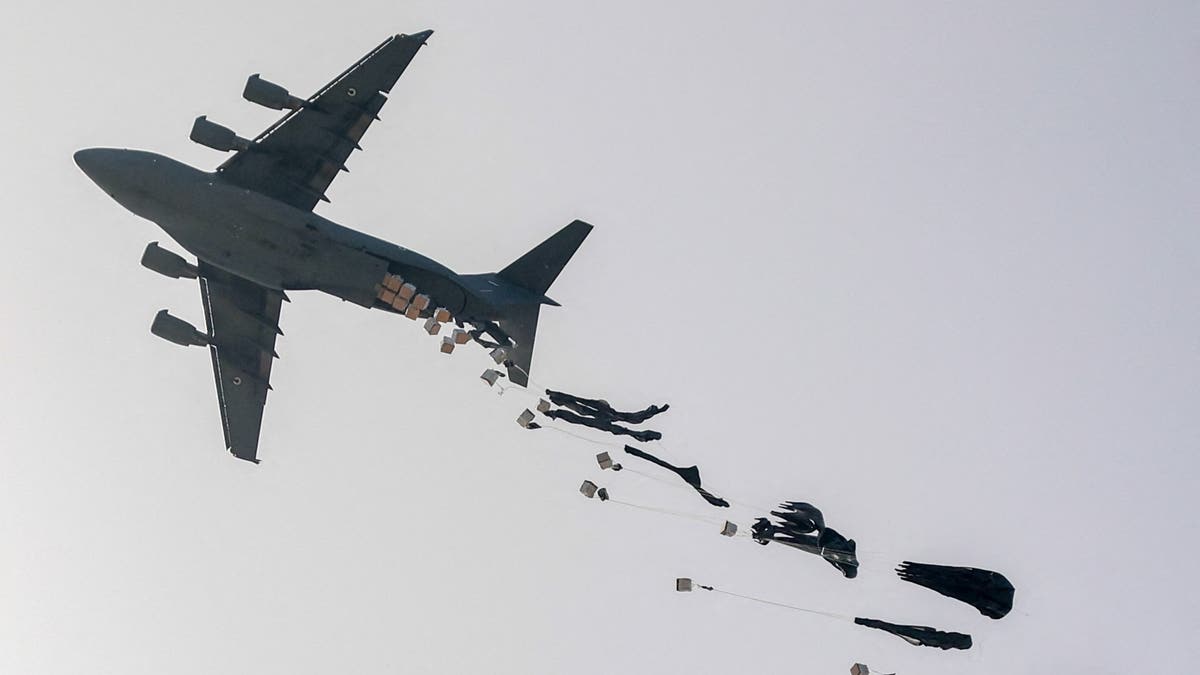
403 30 434 44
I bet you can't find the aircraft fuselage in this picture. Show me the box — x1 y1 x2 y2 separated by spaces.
74 148 528 320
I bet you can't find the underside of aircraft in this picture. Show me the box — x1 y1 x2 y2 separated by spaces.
75 32 591 463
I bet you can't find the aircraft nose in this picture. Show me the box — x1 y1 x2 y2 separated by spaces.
74 148 112 180
74 148 97 172
74 148 127 193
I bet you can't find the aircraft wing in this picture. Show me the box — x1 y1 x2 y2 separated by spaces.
198 262 285 463
216 31 433 211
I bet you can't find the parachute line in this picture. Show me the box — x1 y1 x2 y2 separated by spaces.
700 583 854 619
653 441 772 511
607 499 726 526
544 423 623 447
621 467 696 491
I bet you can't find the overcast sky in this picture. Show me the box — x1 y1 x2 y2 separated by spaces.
2 2 1197 673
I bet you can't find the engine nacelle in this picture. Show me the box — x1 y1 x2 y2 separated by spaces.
190 115 251 152
243 74 306 110
150 310 208 348
141 242 198 279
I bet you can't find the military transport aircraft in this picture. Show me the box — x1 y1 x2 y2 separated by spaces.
75 31 592 463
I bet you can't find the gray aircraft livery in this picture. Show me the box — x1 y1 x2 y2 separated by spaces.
75 31 592 463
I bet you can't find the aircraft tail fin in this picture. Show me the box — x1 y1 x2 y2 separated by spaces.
498 220 592 298
493 220 592 386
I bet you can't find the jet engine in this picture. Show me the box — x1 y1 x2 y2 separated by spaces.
243 74 306 110
150 310 208 348
190 115 251 152
141 242 198 279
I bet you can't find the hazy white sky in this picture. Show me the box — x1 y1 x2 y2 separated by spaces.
2 2 1197 673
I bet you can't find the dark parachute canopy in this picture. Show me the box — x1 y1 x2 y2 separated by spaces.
533 388 668 441
896 561 1015 619
853 617 973 650
677 579 972 652
545 389 669 424
813 528 859 579
771 501 826 533
751 502 859 578
543 408 663 442
623 445 730 508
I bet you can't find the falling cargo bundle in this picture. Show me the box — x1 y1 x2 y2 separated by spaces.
375 273 472 356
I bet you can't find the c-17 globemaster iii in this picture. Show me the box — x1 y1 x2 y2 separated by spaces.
75 31 592 463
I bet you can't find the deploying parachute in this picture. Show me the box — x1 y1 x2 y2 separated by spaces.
770 501 826 533
623 445 730 508
542 408 662 441
516 387 668 441
545 389 669 424
853 617 973 650
462 309 1014 661
896 561 1015 619
677 579 973 651
751 502 859 578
